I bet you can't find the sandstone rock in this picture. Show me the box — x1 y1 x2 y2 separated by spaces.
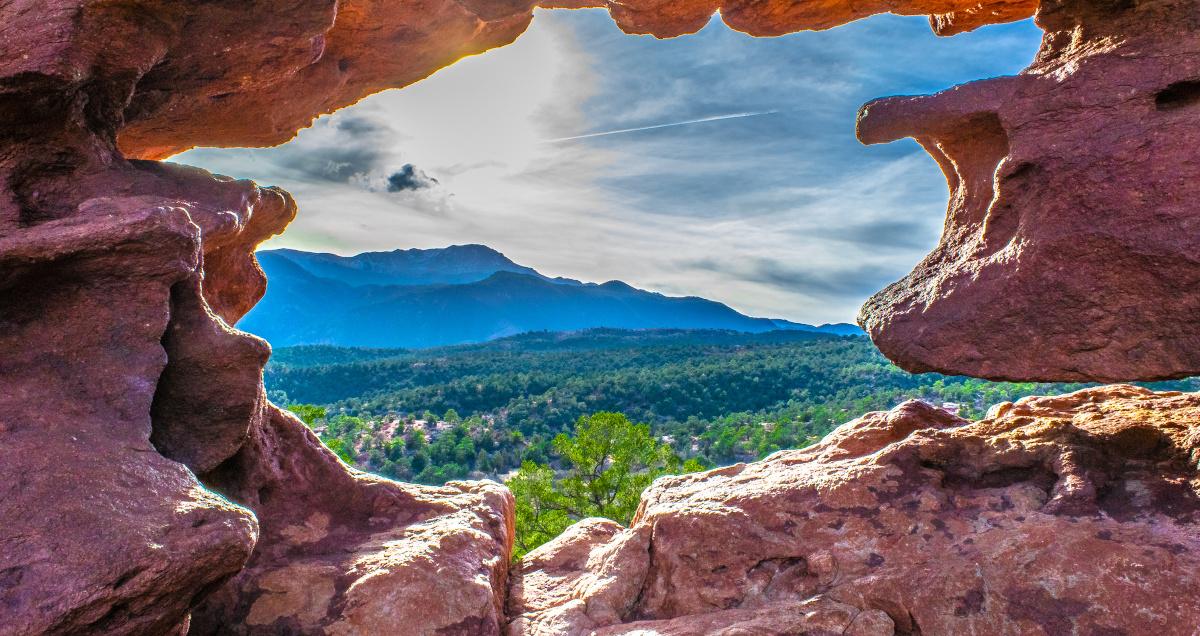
507 519 652 635
513 386 1200 635
5 0 1200 633
0 0 1033 168
928 0 1038 36
593 598 895 635
0 204 259 635
149 274 270 474
857 0 1200 382
814 398 965 461
606 0 1034 39
189 406 515 635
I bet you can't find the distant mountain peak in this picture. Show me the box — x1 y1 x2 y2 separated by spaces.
244 244 864 347
259 244 542 288
598 280 635 291
440 243 502 253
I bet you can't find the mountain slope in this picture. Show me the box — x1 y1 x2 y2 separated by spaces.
240 246 862 348
265 244 546 286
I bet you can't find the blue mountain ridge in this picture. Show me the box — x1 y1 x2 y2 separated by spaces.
239 245 864 348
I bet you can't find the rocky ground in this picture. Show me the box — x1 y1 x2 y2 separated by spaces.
509 385 1200 635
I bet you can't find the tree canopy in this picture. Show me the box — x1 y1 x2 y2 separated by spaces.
506 412 703 557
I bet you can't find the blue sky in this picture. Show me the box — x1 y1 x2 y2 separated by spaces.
176 9 1041 324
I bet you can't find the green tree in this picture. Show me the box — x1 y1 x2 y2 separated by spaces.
507 461 572 557
287 403 326 427
325 438 356 464
507 412 702 558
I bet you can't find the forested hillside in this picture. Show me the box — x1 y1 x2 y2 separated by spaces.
269 329 1199 485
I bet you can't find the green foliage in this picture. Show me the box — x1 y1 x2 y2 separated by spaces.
324 438 356 464
506 461 571 557
286 403 326 427
265 329 1199 487
264 329 1200 555
507 413 699 558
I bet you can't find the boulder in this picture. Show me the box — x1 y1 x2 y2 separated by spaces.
190 406 515 635
507 519 651 635
511 386 1200 635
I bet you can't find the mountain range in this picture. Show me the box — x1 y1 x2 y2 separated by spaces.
238 244 863 348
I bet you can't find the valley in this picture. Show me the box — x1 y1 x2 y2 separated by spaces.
268 328 1198 486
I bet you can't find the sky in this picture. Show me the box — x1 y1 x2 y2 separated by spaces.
175 9 1042 325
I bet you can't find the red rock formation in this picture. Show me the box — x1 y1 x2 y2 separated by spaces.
4 0 1199 633
0 201 259 635
192 407 514 635
857 0 1200 382
507 519 652 635
509 386 1200 635
105 0 1034 160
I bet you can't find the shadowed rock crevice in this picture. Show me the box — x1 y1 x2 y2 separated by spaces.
1155 79 1200 110
0 203 259 635
150 276 270 473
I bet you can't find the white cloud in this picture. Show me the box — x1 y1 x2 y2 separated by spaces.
175 9 1041 324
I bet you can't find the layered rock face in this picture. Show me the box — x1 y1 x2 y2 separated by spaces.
3 2 519 633
510 386 1200 635
857 0 1200 382
4 0 1200 634
0 200 259 635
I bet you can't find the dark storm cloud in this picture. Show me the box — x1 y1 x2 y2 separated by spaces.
290 146 387 182
204 117 442 197
386 164 440 192
336 115 384 137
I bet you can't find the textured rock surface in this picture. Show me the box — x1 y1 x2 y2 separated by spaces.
593 598 897 635
90 0 1032 160
0 203 259 635
5 0 1200 633
857 0 1200 381
507 519 652 635
191 406 514 635
0 0 1033 162
510 386 1200 635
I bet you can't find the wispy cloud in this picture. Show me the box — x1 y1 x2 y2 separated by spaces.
545 110 780 142
175 9 1041 324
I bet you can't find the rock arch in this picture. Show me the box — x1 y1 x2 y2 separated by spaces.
1 0 1197 633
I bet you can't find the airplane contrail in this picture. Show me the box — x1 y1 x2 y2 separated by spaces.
545 110 780 143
